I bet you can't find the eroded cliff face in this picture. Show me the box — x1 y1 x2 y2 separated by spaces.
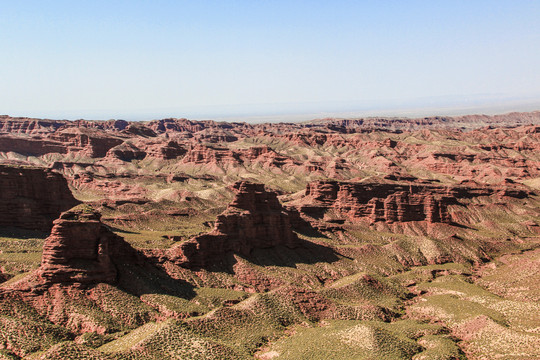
37 206 140 285
0 116 67 134
166 181 300 268
297 180 530 224
0 165 80 231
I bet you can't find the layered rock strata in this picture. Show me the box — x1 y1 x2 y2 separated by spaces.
299 180 530 224
37 206 140 284
0 165 80 231
167 181 300 268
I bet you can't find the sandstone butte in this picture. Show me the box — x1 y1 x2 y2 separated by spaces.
7 179 301 287
37 206 142 285
164 181 301 268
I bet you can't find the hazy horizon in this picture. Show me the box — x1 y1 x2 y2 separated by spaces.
3 94 540 123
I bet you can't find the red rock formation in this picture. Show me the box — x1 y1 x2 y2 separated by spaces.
1 111 539 141
0 116 67 134
147 118 213 134
105 139 187 162
0 117 127 134
193 128 239 143
306 111 540 131
297 180 530 225
181 144 298 170
105 142 146 162
48 128 124 158
166 181 300 268
0 127 124 158
0 165 80 231
69 119 129 132
181 144 237 164
0 135 69 156
143 140 187 160
37 206 140 284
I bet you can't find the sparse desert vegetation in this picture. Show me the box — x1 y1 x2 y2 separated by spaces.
0 113 540 359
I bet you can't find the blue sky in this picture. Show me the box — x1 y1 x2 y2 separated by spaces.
1 1 540 120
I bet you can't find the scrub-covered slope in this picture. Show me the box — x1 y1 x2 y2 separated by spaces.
0 111 539 359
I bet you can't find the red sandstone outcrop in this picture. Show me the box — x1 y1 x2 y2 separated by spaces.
105 142 146 162
105 139 187 162
181 144 237 164
165 181 300 268
306 111 540 131
143 140 187 160
180 144 302 173
0 165 80 231
1 111 539 141
182 144 291 167
0 116 68 134
48 128 125 158
69 119 129 132
295 180 532 225
0 117 128 134
0 135 69 156
0 127 124 158
193 128 239 143
147 118 209 133
1 113 539 209
37 206 141 284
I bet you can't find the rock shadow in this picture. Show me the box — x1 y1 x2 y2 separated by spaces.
116 260 197 300
191 237 341 275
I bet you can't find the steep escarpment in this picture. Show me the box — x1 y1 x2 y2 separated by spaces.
166 181 300 268
181 144 298 170
296 180 531 224
0 128 125 157
37 206 141 285
47 128 125 158
0 165 80 231
0 116 129 135
0 116 68 134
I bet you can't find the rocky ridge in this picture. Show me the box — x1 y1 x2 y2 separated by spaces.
296 180 531 224
165 181 301 268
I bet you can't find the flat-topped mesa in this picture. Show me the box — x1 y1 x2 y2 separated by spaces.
337 182 453 224
37 206 140 285
0 165 80 231
167 181 300 268
0 116 68 134
300 180 523 224
0 127 125 158
303 179 533 224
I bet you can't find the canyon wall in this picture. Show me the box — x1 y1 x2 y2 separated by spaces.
298 180 530 224
0 165 80 231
